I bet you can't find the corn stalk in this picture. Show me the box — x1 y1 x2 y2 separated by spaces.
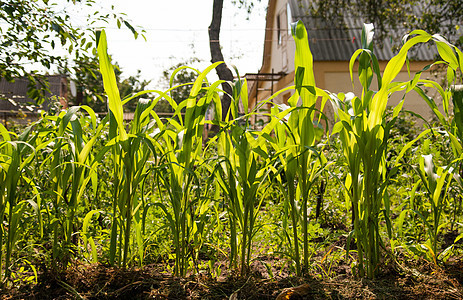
330 24 441 278
153 63 222 276
97 30 161 268
260 21 329 275
0 124 36 282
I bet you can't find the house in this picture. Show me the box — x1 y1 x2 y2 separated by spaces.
246 0 443 127
0 74 68 126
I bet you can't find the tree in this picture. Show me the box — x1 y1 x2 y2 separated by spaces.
209 0 234 121
0 0 142 104
308 0 463 46
208 0 261 121
60 55 150 112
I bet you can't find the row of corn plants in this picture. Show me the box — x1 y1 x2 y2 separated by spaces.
0 22 462 285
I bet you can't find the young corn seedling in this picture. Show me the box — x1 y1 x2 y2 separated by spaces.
46 106 104 264
212 73 274 275
411 154 453 264
211 74 245 270
330 24 445 278
153 62 222 276
97 30 163 267
0 124 36 282
260 20 329 275
221 127 268 276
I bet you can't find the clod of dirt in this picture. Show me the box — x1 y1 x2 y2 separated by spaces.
276 283 312 300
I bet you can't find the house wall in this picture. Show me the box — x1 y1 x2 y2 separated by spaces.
257 0 442 126
253 0 443 127
260 0 296 77
318 61 442 124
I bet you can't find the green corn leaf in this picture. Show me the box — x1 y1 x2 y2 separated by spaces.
455 233 463 244
0 123 12 144
448 131 463 157
58 106 80 136
369 33 432 128
170 65 199 88
396 209 409 237
452 88 463 138
109 219 118 266
349 49 364 88
135 220 144 265
359 51 374 91
89 238 98 264
80 105 98 131
97 30 127 141
190 61 223 98
78 118 106 165
83 210 100 237
414 86 446 126
241 79 249 114
434 38 459 70
291 20 316 108
433 169 451 207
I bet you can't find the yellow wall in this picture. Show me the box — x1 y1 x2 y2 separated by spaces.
253 0 443 127
256 59 442 126
318 61 442 123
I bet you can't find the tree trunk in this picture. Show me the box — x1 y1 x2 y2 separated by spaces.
209 0 234 121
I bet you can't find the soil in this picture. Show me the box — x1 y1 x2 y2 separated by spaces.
1 259 462 300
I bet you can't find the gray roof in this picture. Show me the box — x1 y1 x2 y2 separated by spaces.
289 0 437 61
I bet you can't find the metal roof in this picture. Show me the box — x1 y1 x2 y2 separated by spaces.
289 0 438 61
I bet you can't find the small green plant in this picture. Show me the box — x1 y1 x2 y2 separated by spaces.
213 75 272 275
97 30 161 267
260 20 329 276
411 154 453 263
153 63 223 276
45 106 104 265
329 24 453 278
0 124 37 282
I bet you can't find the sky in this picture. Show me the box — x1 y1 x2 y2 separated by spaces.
97 0 267 89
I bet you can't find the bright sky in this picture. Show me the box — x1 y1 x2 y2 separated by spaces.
101 0 267 88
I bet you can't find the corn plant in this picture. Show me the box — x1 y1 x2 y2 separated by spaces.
97 30 162 267
260 20 329 275
0 124 37 282
213 129 241 271
211 74 243 271
409 34 463 254
329 24 445 278
211 73 274 275
411 154 453 263
449 88 463 234
45 106 104 264
152 62 222 276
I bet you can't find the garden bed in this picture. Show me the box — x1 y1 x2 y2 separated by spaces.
2 259 462 299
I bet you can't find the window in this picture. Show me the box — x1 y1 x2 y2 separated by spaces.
277 14 282 45
287 3 292 35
